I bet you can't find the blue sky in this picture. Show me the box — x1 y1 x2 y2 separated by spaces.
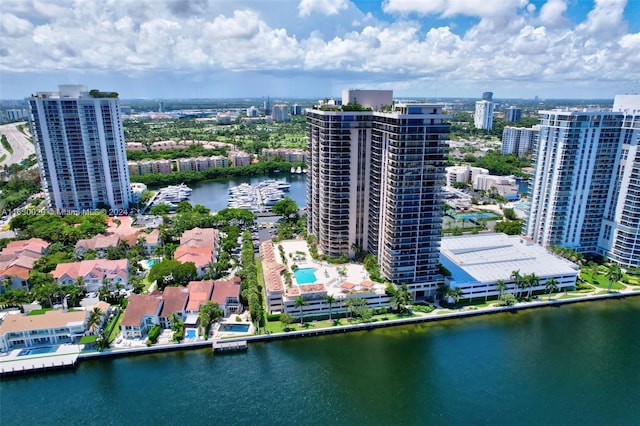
0 0 638 100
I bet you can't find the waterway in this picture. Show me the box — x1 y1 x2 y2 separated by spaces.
188 172 307 212
2 297 639 425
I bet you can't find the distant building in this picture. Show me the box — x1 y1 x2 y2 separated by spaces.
6 109 27 121
502 126 539 157
229 151 251 166
473 175 519 200
130 182 147 204
128 159 173 176
482 92 493 101
261 148 307 163
291 104 303 115
264 97 271 116
445 165 488 186
474 100 495 130
246 106 259 117
271 104 291 122
175 156 228 172
28 85 131 211
505 106 522 122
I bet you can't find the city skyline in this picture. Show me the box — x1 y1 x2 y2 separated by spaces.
1 0 639 100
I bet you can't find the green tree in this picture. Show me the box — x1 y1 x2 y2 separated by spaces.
606 265 622 292
198 301 223 338
545 277 558 300
279 313 294 331
294 296 308 324
526 272 539 298
87 307 103 333
272 197 298 222
446 286 463 305
510 270 522 298
324 294 337 321
495 279 507 301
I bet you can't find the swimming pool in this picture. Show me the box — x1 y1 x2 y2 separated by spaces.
293 267 317 284
185 329 197 339
140 258 161 269
219 323 250 333
18 347 56 356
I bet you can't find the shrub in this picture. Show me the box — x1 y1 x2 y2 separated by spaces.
497 293 517 306
147 325 161 344
235 315 242 322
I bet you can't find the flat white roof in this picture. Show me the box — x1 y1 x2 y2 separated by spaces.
440 234 578 285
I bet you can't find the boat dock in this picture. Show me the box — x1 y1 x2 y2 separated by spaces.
0 350 79 377
212 340 248 352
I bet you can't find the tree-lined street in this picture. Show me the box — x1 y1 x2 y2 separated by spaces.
0 122 34 166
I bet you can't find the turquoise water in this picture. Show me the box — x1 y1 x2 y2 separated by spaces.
220 324 250 332
18 347 55 356
185 329 196 339
293 267 317 284
140 258 160 269
2 298 639 425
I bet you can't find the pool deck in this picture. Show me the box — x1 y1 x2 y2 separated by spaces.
0 344 80 376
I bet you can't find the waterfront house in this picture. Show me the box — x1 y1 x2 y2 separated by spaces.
210 276 242 317
120 294 163 339
51 259 129 292
159 286 189 329
0 238 50 292
74 233 120 258
0 309 87 352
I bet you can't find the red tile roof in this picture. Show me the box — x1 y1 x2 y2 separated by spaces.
179 227 217 248
160 286 189 317
360 280 374 288
174 246 214 268
2 238 50 256
121 294 162 327
0 238 49 280
51 259 128 282
186 280 214 311
75 233 120 251
210 277 241 305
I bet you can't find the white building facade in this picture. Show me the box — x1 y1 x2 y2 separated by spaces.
474 100 495 130
502 126 539 157
28 85 131 211
526 108 623 255
597 95 640 268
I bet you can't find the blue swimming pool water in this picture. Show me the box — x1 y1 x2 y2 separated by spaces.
293 267 317 284
18 347 55 356
220 324 250 333
140 258 160 269
185 329 197 339
515 202 529 209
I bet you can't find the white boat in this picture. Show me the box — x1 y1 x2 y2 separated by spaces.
296 166 302 173
291 167 296 173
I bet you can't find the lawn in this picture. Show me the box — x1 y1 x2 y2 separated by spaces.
107 310 124 344
141 276 154 293
579 270 626 290
263 312 415 334
27 308 53 316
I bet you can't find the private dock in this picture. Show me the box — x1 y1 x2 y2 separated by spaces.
212 340 247 352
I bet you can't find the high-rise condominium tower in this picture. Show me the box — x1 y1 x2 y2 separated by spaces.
474 100 494 130
502 126 539 157
307 90 449 298
598 95 640 267
526 107 623 255
28 85 131 211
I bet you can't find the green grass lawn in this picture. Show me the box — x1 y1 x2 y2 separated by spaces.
142 276 154 293
558 294 581 299
263 312 416 334
579 270 626 290
27 308 53 316
255 258 265 288
107 310 124 344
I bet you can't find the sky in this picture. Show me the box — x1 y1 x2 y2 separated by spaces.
0 0 639 100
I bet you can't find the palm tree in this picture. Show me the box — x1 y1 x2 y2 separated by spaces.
510 270 522 298
169 312 182 331
87 307 103 334
294 296 308 325
446 287 463 305
606 264 622 292
324 294 336 321
545 277 558 301
526 273 539 298
495 279 507 301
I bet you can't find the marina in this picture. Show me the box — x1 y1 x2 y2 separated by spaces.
148 183 193 210
227 179 291 212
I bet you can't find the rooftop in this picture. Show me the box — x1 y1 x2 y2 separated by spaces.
0 310 87 334
121 295 162 327
440 233 579 285
186 280 214 311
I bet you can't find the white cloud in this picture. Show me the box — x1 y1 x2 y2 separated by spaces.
298 0 348 17
0 0 638 98
539 0 567 27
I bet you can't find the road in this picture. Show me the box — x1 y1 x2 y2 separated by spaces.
0 121 35 166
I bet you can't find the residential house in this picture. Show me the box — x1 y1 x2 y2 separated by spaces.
51 259 129 292
210 276 242 317
159 286 189 329
74 233 120 258
142 229 161 255
0 238 50 291
176 228 218 278
184 280 214 327
120 294 163 339
0 310 87 352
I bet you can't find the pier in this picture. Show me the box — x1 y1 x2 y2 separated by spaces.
212 340 248 352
